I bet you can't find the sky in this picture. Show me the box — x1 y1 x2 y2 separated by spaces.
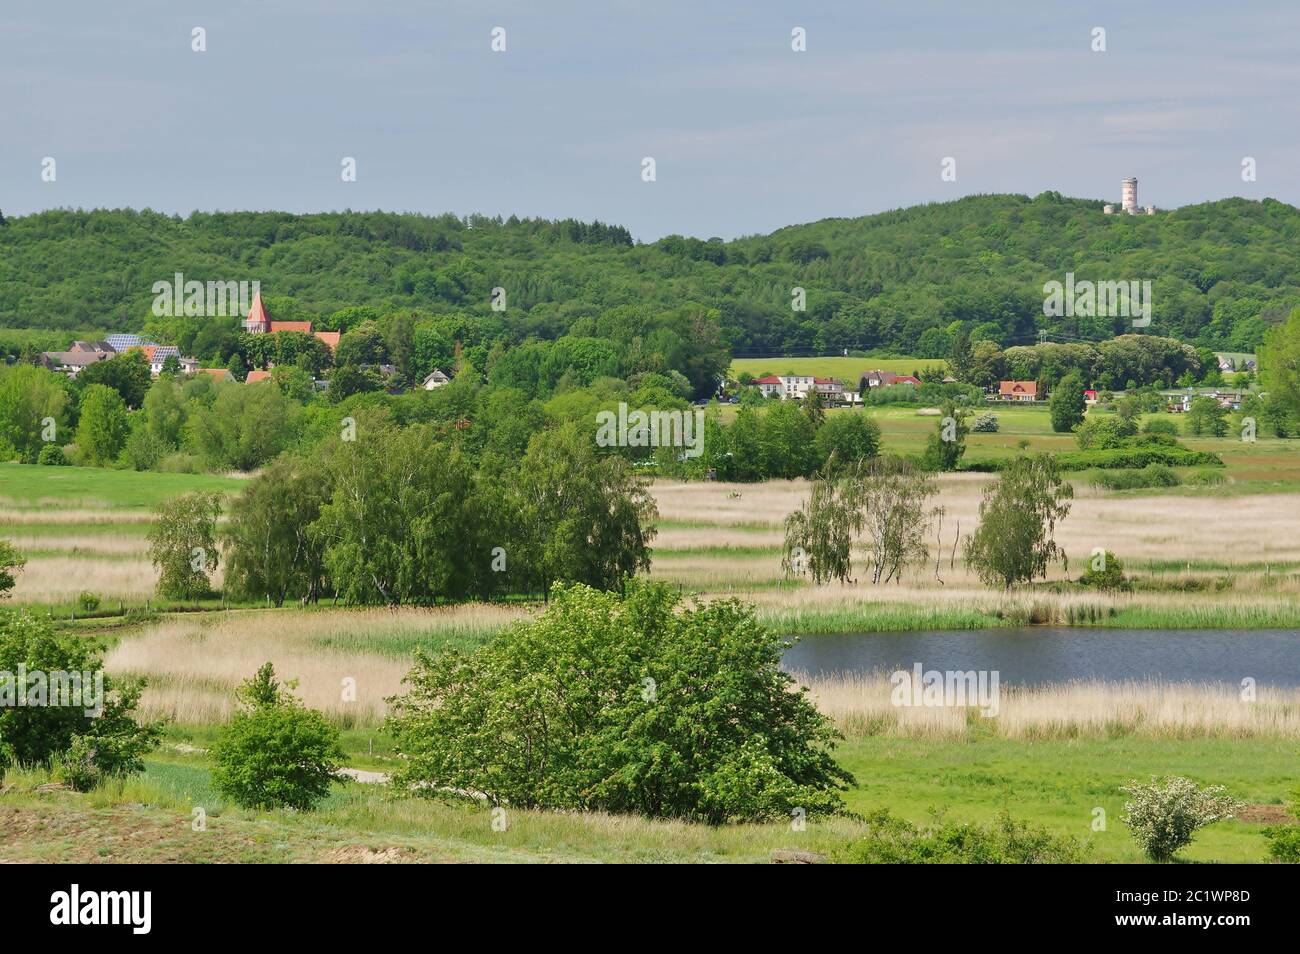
2 1 1297 241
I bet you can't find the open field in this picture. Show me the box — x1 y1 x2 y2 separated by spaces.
730 355 944 380
0 464 245 605
5 436 1300 864
7 408 1300 621
649 470 1300 630
0 733 1292 863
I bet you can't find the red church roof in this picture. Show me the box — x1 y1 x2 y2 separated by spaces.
269 321 313 334
246 292 270 329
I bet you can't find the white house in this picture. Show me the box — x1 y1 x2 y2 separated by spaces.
748 374 844 401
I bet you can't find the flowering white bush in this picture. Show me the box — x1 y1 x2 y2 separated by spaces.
1121 776 1240 861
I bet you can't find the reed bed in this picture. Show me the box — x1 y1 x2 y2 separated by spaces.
797 670 1300 739
649 479 1300 570
104 605 528 726
0 507 153 525
3 533 149 557
11 556 161 603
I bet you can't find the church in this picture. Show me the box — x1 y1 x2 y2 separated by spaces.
241 291 340 352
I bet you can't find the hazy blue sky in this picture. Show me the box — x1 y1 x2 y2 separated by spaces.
3 1 1296 240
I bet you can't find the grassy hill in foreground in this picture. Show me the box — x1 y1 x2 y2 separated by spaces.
2 194 1298 357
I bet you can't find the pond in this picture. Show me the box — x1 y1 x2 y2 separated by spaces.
781 627 1300 687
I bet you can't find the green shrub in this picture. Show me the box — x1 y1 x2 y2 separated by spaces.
0 541 25 598
971 413 999 433
1091 464 1181 491
1075 416 1126 450
1263 826 1300 863
55 736 102 792
76 592 101 613
1078 550 1130 590
387 582 853 822
1053 446 1222 471
210 663 344 811
1141 417 1179 436
814 412 881 468
156 452 202 474
1121 776 1240 861
832 809 1085 864
0 611 162 780
36 443 69 466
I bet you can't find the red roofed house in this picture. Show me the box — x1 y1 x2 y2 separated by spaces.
860 370 921 390
195 368 234 382
999 380 1038 402
240 290 341 354
747 374 845 402
245 369 272 384
813 376 844 399
313 331 340 352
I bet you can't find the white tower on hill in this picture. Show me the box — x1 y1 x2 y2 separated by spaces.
1121 177 1138 213
1104 177 1156 215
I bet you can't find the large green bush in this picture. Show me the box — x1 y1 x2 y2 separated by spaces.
1053 445 1222 471
0 611 161 784
387 582 853 822
210 663 344 811
1264 826 1300 863
832 810 1085 864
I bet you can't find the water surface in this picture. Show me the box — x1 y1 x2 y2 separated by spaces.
781 627 1300 687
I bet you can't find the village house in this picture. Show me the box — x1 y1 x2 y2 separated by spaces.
998 380 1039 402
859 370 922 390
421 369 451 390
68 340 114 354
41 333 201 380
40 349 112 378
747 374 845 402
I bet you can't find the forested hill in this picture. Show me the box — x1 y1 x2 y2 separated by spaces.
2 193 1298 356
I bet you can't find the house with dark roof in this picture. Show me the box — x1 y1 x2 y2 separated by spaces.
40 350 112 378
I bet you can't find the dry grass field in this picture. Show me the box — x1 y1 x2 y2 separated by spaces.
104 605 530 726
800 672 1300 739
649 476 1300 630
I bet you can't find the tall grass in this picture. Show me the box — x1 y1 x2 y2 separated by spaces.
798 671 1300 739
104 605 526 726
